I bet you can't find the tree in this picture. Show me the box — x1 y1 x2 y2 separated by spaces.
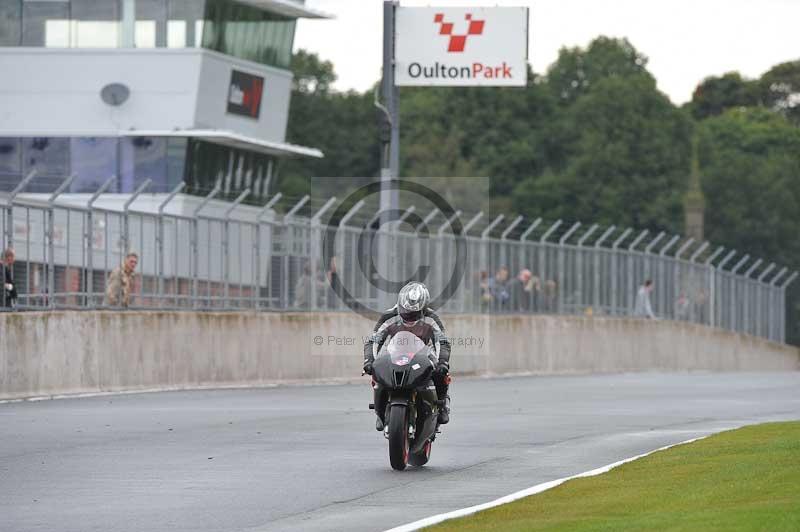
280 50 380 199
513 75 692 231
759 60 800 126
698 107 800 343
546 37 652 106
689 72 760 120
291 49 337 95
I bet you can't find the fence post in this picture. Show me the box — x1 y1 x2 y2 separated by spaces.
704 247 726 328
539 220 562 314
394 205 416 230
683 241 710 322
575 224 598 313
655 235 679 316
499 215 523 273
222 189 250 309
309 196 337 311
519 218 542 242
121 179 152 305
766 267 787 341
85 176 116 308
3 169 37 252
643 231 665 281
611 228 632 315
742 258 763 335
778 271 798 342
192 185 221 309
669 238 694 320
626 229 649 315
156 182 185 307
715 250 737 330
729 254 750 333
755 263 776 338
593 225 615 313
254 193 282 309
435 209 463 305
558 222 581 313
283 195 310 309
481 215 505 308
45 174 76 309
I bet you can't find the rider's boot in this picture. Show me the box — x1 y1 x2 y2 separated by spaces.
438 395 450 425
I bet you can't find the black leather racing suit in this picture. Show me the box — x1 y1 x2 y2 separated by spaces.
363 306 451 423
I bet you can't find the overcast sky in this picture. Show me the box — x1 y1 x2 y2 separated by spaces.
294 0 800 104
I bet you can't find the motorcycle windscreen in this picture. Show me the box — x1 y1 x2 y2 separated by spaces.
385 331 428 366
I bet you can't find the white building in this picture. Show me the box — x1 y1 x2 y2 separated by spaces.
0 0 327 199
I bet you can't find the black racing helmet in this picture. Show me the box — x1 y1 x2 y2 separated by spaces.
397 282 430 325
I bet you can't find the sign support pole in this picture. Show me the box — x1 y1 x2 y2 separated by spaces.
378 0 400 308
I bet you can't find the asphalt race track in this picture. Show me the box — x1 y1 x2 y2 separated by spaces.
2 373 799 532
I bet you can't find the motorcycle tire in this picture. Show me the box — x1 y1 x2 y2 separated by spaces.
388 404 409 471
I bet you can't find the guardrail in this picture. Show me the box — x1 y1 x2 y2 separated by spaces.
0 175 796 343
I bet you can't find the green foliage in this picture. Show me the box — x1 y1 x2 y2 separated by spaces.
280 51 380 198
689 72 761 120
700 108 800 264
698 108 800 343
546 36 652 106
513 75 692 231
759 60 800 125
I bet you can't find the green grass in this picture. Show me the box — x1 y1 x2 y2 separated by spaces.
428 422 800 532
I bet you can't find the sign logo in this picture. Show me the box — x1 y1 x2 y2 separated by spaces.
395 7 528 87
227 70 264 119
434 13 484 53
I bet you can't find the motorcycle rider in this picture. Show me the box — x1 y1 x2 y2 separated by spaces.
362 282 452 429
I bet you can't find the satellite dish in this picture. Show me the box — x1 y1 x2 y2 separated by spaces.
100 83 130 106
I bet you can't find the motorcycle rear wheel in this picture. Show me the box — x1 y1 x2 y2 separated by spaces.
388 405 409 471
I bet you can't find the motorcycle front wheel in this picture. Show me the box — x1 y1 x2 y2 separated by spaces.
388 404 409 471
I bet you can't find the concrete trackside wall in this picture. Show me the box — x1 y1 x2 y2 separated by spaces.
1 312 798 400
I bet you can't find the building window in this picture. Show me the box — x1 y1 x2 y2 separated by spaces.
22 1 69 47
70 137 117 192
185 139 275 203
168 0 204 48
202 0 295 70
136 0 166 48
0 0 22 46
24 137 70 178
70 0 121 47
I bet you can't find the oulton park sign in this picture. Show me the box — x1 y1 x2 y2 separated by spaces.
395 6 529 87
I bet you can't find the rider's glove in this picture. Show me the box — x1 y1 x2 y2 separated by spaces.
363 361 374 375
436 360 449 376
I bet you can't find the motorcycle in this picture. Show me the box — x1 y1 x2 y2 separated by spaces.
369 330 442 470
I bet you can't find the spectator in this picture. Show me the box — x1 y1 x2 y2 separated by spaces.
488 266 510 311
634 279 656 319
508 268 532 311
2 248 17 309
106 252 138 308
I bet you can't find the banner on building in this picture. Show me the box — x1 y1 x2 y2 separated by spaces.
227 70 264 119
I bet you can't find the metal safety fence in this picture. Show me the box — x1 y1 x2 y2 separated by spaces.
0 173 796 344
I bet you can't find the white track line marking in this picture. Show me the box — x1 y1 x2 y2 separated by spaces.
384 435 709 532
